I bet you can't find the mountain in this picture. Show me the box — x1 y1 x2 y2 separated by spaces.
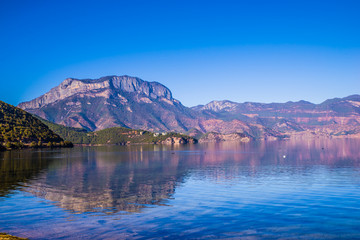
18 75 360 140
19 75 200 132
19 75 271 139
0 100 65 149
192 95 360 138
192 96 360 122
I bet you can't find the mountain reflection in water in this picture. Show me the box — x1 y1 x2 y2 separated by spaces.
1 138 360 215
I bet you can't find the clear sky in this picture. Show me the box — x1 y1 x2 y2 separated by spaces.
1 0 359 107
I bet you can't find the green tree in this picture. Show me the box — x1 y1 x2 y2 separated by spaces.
63 141 74 147
5 142 12 149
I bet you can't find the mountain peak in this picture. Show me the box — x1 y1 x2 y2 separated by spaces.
18 75 173 110
193 100 239 112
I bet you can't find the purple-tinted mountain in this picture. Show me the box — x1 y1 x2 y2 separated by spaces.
18 75 360 140
19 76 197 132
18 76 272 139
192 95 360 138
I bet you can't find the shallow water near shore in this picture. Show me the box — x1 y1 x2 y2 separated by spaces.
1 139 360 239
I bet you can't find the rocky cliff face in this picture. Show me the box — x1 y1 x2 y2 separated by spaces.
19 76 191 132
19 75 173 109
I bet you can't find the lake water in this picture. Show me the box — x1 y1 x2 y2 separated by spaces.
1 139 360 239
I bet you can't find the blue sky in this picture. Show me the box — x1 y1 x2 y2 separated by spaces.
1 0 359 107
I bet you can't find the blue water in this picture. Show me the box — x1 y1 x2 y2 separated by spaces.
1 139 360 239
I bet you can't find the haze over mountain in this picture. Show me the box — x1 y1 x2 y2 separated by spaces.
18 75 360 140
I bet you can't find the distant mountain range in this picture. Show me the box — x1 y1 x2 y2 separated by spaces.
18 75 360 140
192 95 360 138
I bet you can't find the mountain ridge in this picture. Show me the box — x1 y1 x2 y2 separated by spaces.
18 75 174 110
18 75 196 131
18 75 270 140
191 94 360 139
192 95 360 109
18 75 360 140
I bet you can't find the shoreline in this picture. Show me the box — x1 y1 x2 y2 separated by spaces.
2 134 360 151
0 233 28 240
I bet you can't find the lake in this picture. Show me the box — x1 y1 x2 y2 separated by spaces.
1 139 360 239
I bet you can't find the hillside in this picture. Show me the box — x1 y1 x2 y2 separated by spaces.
39 118 90 143
0 100 66 149
40 119 196 145
86 128 197 145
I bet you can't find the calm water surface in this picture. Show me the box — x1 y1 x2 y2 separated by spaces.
1 139 360 239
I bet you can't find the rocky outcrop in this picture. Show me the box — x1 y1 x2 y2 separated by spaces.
161 136 197 144
199 132 251 143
